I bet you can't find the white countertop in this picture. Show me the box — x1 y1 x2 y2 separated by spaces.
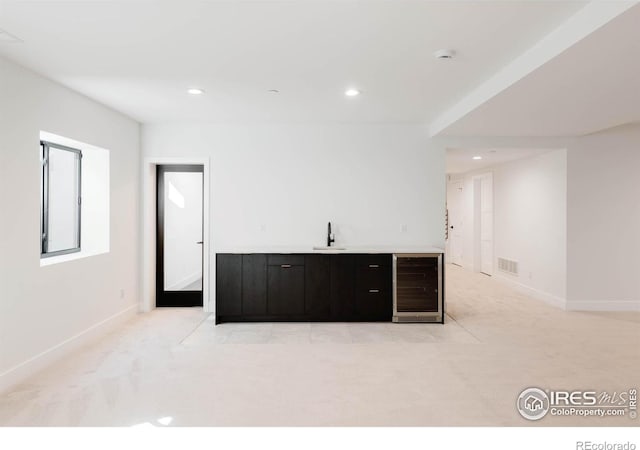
214 245 444 254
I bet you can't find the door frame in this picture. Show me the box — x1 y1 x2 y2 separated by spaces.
446 178 464 266
142 157 211 313
472 172 494 276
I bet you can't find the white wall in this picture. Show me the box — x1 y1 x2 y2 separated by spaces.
80 144 110 257
493 150 567 304
567 124 640 310
449 149 568 306
0 57 140 390
142 123 445 249
142 123 445 311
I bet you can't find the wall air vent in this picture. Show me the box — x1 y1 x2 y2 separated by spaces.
497 257 518 276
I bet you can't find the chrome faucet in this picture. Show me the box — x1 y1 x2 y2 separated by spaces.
327 222 335 247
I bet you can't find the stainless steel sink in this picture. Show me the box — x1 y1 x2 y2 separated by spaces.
312 246 346 251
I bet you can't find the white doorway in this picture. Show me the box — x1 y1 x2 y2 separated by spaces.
473 173 493 276
447 179 464 266
142 157 211 313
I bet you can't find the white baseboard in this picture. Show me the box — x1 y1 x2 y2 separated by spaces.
167 272 201 291
0 304 138 394
565 300 640 312
493 272 567 310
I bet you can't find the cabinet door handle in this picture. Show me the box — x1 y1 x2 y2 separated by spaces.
368 289 380 293
281 264 291 268
368 264 379 268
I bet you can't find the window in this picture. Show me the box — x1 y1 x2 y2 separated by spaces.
39 131 109 267
40 140 82 257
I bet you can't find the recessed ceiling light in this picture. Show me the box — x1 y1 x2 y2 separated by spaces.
473 156 482 160
345 89 360 97
267 89 280 94
434 49 455 60
187 88 205 95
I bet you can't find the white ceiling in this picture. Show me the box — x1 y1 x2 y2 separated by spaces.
435 2 640 136
446 148 557 175
0 0 587 124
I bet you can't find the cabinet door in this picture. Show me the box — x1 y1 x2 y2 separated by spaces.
355 255 392 321
330 255 356 320
242 254 267 315
305 255 330 318
267 264 305 315
216 254 242 317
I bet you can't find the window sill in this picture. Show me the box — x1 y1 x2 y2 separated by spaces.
40 249 108 267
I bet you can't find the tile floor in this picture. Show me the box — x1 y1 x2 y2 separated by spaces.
0 264 638 426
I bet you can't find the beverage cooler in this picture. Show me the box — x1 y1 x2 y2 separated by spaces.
392 253 444 323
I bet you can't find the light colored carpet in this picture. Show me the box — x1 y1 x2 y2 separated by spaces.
0 264 637 426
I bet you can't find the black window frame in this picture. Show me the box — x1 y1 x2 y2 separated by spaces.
40 140 83 258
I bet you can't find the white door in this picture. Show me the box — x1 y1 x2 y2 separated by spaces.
479 174 493 275
447 180 464 266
